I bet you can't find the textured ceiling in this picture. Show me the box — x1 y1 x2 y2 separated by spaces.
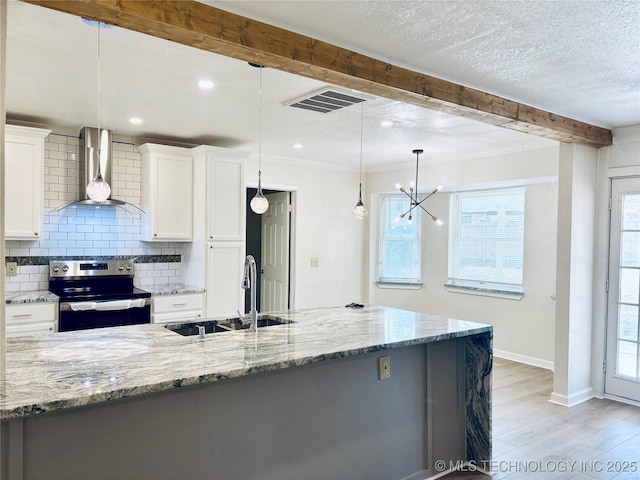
5 1 638 170
205 0 640 129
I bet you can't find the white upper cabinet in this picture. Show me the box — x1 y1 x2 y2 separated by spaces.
192 146 246 242
4 125 51 240
138 143 193 242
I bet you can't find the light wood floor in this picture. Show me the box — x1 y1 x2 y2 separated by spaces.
442 358 640 480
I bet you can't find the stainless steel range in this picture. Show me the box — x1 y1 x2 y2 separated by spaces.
49 259 151 332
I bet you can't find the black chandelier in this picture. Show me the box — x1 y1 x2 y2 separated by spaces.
395 149 443 225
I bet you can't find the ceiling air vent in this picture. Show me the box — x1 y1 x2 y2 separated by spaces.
284 88 366 114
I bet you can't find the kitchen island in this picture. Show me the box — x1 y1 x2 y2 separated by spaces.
0 306 492 480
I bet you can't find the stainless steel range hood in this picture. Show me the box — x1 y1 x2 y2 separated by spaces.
58 127 142 212
78 126 123 206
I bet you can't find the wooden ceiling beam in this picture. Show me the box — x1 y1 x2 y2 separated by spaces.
22 0 612 147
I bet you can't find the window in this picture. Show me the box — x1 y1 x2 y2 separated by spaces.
447 187 525 294
379 194 421 284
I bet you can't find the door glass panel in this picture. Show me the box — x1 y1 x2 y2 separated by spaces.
622 194 640 229
621 232 640 267
619 268 639 304
617 340 639 378
618 305 639 342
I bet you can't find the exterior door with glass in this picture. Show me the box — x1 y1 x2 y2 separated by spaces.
605 177 640 403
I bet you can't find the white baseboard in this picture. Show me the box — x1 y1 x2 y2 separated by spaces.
549 387 594 407
493 349 554 371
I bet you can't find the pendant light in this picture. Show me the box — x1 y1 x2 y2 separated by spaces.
353 95 368 220
250 64 269 215
85 21 112 202
396 149 443 225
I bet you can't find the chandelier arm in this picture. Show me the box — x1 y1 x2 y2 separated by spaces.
416 203 435 217
413 190 437 209
398 189 414 201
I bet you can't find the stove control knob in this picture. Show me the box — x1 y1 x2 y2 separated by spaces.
62 265 69 272
53 266 60 273
126 264 132 271
118 264 125 271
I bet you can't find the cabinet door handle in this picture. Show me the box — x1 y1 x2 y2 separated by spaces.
154 233 158 237
35 232 39 236
12 313 32 318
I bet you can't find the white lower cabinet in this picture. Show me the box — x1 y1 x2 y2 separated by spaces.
207 242 245 318
151 294 203 324
5 303 57 337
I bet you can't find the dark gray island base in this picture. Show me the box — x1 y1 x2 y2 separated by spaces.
0 306 491 480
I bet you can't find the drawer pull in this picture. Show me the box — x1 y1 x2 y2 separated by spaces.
172 303 187 307
12 313 33 318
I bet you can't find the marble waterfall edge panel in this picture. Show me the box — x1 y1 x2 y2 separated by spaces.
465 331 492 466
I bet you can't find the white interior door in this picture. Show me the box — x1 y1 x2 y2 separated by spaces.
605 177 640 403
261 192 290 312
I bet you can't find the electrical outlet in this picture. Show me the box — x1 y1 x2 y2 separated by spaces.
311 257 319 267
6 262 18 277
378 355 391 380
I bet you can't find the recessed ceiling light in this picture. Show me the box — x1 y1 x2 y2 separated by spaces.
198 79 215 90
380 120 393 128
129 117 143 125
293 143 303 149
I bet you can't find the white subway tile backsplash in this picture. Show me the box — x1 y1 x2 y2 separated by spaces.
47 136 67 145
114 142 134 152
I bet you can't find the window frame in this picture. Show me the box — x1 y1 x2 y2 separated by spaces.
446 186 525 297
378 193 422 286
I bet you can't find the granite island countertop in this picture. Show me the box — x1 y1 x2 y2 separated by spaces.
5 290 59 304
0 306 491 420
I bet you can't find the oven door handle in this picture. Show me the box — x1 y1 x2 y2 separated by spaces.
61 298 151 312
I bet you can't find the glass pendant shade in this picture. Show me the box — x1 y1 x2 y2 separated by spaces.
250 191 269 214
353 183 368 219
250 172 269 214
353 201 368 220
86 172 111 202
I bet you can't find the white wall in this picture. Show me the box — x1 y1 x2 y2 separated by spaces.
246 155 365 309
366 146 560 368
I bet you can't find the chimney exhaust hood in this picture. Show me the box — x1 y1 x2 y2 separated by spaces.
58 127 143 212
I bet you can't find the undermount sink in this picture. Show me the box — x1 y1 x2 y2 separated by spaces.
165 320 224 336
217 315 291 331
165 315 293 337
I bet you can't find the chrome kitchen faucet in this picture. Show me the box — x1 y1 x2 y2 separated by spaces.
240 255 258 332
